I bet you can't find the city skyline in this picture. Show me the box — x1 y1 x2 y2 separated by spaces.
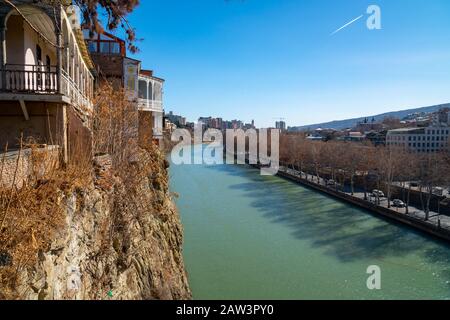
126 0 450 127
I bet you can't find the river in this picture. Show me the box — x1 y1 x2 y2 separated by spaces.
169 151 450 300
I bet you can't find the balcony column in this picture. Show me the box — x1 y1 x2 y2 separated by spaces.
55 8 63 94
151 80 155 100
56 33 63 93
0 17 6 87
145 79 149 107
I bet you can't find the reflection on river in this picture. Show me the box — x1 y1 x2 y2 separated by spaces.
170 156 450 299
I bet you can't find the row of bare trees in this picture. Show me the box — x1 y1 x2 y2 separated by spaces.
279 133 450 220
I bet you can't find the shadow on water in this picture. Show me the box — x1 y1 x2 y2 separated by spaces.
203 164 450 270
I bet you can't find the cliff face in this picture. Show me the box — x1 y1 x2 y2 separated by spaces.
13 151 191 300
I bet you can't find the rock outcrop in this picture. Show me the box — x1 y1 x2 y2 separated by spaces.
11 150 191 300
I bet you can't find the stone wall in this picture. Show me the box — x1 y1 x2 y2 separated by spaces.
0 146 59 189
0 101 64 150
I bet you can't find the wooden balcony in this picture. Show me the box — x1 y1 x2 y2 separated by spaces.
0 64 93 112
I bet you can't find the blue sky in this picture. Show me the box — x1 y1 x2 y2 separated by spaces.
124 0 450 127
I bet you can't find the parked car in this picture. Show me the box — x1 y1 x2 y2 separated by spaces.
410 182 419 188
392 199 406 208
326 179 336 186
433 187 444 196
372 190 385 198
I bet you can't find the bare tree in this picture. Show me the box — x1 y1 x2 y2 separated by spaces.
379 145 404 208
417 152 449 220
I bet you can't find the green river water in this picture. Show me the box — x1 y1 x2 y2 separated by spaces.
169 153 450 300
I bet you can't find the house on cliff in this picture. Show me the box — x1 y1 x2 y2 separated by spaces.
84 30 164 146
0 1 95 162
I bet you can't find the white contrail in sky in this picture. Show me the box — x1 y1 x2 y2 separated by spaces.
331 14 364 36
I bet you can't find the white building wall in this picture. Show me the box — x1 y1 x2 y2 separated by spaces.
5 16 24 65
23 22 56 66
387 128 450 152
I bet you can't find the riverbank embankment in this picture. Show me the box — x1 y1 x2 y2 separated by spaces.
251 164 450 243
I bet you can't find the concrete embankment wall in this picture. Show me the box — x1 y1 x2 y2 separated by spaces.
252 165 450 242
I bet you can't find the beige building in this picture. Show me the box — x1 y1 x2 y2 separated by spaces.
0 1 94 162
138 70 164 145
386 127 450 153
386 109 450 153
83 30 164 146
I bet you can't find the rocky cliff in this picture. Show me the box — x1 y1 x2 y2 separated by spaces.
1 148 191 300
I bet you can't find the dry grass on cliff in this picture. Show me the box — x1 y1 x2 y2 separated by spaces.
89 85 173 296
0 84 168 299
0 141 93 299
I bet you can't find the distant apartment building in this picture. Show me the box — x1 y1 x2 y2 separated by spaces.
166 111 186 127
386 108 450 153
198 117 212 128
386 127 450 153
231 119 243 130
84 30 164 145
276 121 286 131
211 117 222 130
197 117 253 130
0 2 95 162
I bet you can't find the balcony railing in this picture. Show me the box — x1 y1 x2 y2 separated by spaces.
138 98 163 112
153 127 163 137
0 64 93 112
61 70 93 112
0 64 58 93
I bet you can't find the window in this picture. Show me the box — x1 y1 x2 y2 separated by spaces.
98 41 121 54
88 41 97 53
100 42 110 53
36 45 42 64
110 43 120 54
